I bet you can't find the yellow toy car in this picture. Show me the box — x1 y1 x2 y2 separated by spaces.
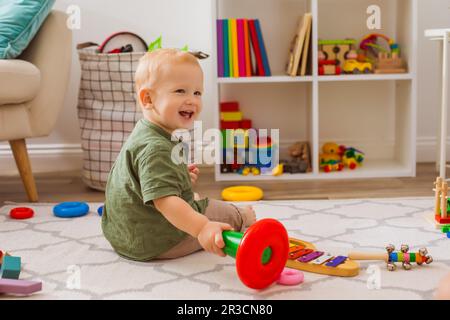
343 59 372 74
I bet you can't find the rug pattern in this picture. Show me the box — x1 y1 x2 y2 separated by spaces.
0 198 449 300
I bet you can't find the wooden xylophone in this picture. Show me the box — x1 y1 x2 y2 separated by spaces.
286 238 360 277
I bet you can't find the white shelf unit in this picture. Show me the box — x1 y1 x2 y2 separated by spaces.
211 0 417 181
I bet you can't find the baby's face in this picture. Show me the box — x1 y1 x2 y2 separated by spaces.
146 61 203 133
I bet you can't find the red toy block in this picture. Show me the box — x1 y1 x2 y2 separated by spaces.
0 278 42 295
240 119 252 129
435 215 450 224
220 101 240 112
220 120 240 129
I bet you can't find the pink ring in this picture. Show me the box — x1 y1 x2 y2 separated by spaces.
276 268 304 286
404 253 410 264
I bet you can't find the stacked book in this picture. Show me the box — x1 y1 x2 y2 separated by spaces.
216 18 271 77
286 13 312 76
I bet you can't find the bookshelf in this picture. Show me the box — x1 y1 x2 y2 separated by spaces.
210 0 417 181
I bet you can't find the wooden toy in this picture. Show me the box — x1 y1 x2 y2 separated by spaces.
348 244 433 271
318 59 341 75
0 278 42 295
342 59 373 74
222 219 289 289
286 238 359 277
359 33 406 74
9 207 34 220
0 256 21 279
220 111 243 122
318 39 356 67
432 177 450 226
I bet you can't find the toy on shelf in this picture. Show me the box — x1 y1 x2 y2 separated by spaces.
359 33 407 74
319 142 343 172
220 101 277 175
222 218 289 289
338 145 365 170
286 238 359 277
318 39 356 67
318 49 341 75
342 59 373 74
280 141 311 174
221 186 264 202
348 244 433 271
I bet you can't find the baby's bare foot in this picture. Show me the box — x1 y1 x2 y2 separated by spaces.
240 205 256 228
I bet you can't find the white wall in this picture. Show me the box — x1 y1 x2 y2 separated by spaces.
0 0 450 174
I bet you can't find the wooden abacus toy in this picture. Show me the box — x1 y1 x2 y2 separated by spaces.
286 238 360 277
348 244 433 271
433 177 450 227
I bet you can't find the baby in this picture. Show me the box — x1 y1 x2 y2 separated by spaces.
102 48 256 261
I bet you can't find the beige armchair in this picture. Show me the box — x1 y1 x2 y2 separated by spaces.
0 11 72 202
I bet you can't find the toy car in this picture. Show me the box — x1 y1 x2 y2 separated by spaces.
343 59 372 74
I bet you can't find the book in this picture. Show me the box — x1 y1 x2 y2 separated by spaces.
289 13 311 76
228 19 234 77
243 19 252 76
299 14 312 76
217 19 224 77
254 19 271 76
237 19 247 77
222 19 230 77
248 19 265 76
230 18 239 77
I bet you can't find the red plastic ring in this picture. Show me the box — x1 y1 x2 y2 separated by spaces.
9 207 34 220
236 219 289 289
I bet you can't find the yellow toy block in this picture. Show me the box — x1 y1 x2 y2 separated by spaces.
220 112 242 121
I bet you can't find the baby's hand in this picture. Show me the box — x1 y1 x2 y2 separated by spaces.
188 164 200 185
197 221 233 257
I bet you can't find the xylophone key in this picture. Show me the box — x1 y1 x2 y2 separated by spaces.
289 248 313 260
298 251 324 263
311 253 334 265
325 256 347 267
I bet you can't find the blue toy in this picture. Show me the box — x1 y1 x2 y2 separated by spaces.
0 256 21 279
53 202 89 218
97 205 103 216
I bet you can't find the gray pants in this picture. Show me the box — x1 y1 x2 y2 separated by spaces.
155 199 250 259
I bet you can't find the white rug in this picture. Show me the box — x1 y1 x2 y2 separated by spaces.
1 198 449 300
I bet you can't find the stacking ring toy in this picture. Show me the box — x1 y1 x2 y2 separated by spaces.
53 202 89 218
9 207 34 220
276 268 304 286
222 218 289 289
221 186 263 202
97 205 103 216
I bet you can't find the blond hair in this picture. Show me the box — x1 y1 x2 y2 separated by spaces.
135 48 201 93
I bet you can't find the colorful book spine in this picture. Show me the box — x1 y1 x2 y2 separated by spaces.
254 19 271 76
230 18 239 77
237 19 247 77
248 19 265 76
216 19 224 77
228 19 234 77
223 19 230 77
243 19 252 76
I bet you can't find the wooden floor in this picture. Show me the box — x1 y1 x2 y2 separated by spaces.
0 163 440 205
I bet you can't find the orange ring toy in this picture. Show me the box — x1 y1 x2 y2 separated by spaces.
235 219 289 289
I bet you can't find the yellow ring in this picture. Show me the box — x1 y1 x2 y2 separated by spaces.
221 186 264 202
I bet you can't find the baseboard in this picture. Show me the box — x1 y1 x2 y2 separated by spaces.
0 137 444 175
0 143 83 175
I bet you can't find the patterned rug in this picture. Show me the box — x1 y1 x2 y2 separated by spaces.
0 198 449 300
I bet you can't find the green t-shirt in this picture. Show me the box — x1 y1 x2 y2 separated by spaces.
102 118 209 261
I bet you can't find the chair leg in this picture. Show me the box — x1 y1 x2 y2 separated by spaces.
8 139 39 202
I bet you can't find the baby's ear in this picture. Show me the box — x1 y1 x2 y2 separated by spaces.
139 88 153 110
